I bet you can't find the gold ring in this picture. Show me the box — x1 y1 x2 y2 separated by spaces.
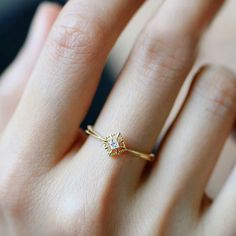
85 126 155 162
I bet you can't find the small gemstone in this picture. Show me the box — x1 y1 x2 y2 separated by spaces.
104 133 126 157
108 138 120 150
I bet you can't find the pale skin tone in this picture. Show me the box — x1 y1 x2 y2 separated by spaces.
110 0 236 199
0 1 236 236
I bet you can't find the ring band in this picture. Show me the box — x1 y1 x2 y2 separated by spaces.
85 126 155 162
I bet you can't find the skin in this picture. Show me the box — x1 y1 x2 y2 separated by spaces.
0 1 235 236
195 0 236 197
110 0 236 199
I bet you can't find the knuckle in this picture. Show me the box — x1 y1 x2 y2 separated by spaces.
132 28 195 88
47 12 105 64
194 66 236 114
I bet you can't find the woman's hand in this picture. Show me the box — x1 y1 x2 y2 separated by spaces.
0 0 236 236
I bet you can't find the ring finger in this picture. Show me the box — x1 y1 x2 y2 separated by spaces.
80 0 225 185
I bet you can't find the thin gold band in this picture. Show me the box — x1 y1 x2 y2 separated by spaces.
85 126 155 162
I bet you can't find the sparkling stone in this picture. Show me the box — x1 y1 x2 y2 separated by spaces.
104 133 126 157
108 138 120 150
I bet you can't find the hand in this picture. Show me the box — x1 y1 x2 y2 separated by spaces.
0 1 235 236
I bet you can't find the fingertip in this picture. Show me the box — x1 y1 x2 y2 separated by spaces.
25 2 62 55
37 1 62 15
33 1 62 33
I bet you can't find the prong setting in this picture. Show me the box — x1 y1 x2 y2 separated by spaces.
86 126 155 161
104 133 126 157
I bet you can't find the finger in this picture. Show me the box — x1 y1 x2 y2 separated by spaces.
146 66 236 211
206 150 236 232
204 170 236 236
206 134 236 199
0 2 61 132
81 0 225 183
1 0 145 167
